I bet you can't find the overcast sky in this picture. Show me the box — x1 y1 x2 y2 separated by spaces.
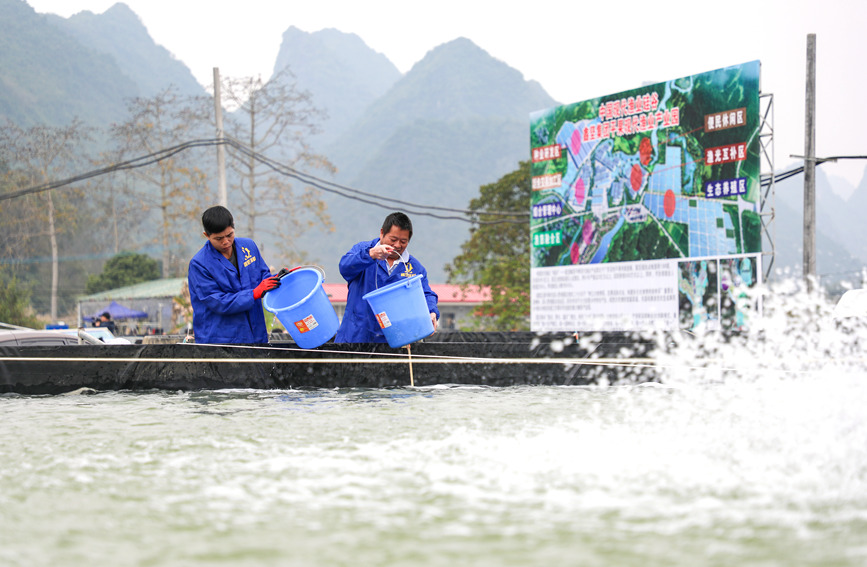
26 0 867 192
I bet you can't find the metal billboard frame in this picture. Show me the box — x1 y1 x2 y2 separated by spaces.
758 92 775 281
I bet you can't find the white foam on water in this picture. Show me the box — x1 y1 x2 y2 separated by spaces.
1 281 867 565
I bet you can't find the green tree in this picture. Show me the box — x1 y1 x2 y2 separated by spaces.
446 161 531 330
85 252 160 294
0 274 41 329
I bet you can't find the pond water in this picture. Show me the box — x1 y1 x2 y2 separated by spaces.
2 369 865 566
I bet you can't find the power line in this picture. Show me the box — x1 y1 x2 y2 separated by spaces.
222 136 527 219
5 138 860 223
761 155 867 187
0 139 218 200
1 138 529 225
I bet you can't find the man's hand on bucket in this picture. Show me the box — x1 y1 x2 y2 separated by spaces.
253 276 281 300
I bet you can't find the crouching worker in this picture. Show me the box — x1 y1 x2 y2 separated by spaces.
188 205 281 344
335 211 439 343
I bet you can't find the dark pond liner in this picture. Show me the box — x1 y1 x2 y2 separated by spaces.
0 332 659 395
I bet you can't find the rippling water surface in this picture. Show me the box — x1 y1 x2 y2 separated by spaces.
2 368 866 566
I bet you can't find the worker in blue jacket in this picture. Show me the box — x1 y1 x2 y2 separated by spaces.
335 211 439 343
188 206 282 344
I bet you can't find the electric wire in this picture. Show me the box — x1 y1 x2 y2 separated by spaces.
760 155 867 188
1 137 528 225
3 136 861 224
221 135 526 220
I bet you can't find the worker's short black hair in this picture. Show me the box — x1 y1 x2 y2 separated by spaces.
381 212 412 240
202 206 234 235
101 312 111 320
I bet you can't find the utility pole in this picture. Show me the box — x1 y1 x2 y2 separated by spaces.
214 67 227 207
803 34 817 292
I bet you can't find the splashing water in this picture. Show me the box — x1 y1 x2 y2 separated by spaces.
0 281 865 566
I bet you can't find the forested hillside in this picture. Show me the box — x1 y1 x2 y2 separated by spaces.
46 2 204 98
0 0 139 126
300 38 558 281
271 26 401 148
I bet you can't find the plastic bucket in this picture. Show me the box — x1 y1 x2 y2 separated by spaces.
262 267 339 349
362 275 434 348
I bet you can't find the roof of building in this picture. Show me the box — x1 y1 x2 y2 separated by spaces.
78 278 187 301
430 284 491 303
322 283 489 304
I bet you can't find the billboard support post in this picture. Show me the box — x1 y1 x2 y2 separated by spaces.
759 92 775 282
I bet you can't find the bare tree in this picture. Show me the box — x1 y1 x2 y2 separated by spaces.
0 119 93 320
111 87 213 277
220 68 335 265
89 152 152 256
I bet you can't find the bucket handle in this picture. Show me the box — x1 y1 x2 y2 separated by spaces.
276 265 326 281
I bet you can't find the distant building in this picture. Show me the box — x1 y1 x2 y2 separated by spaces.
79 278 492 336
77 278 188 335
320 283 490 331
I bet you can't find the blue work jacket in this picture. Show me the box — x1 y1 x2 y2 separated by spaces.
188 237 273 344
335 237 439 343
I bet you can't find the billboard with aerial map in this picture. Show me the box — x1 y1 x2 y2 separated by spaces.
529 61 762 332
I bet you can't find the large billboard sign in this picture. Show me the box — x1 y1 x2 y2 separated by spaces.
529 61 762 332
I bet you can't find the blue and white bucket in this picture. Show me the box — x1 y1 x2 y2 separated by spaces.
263 266 339 349
362 274 434 348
